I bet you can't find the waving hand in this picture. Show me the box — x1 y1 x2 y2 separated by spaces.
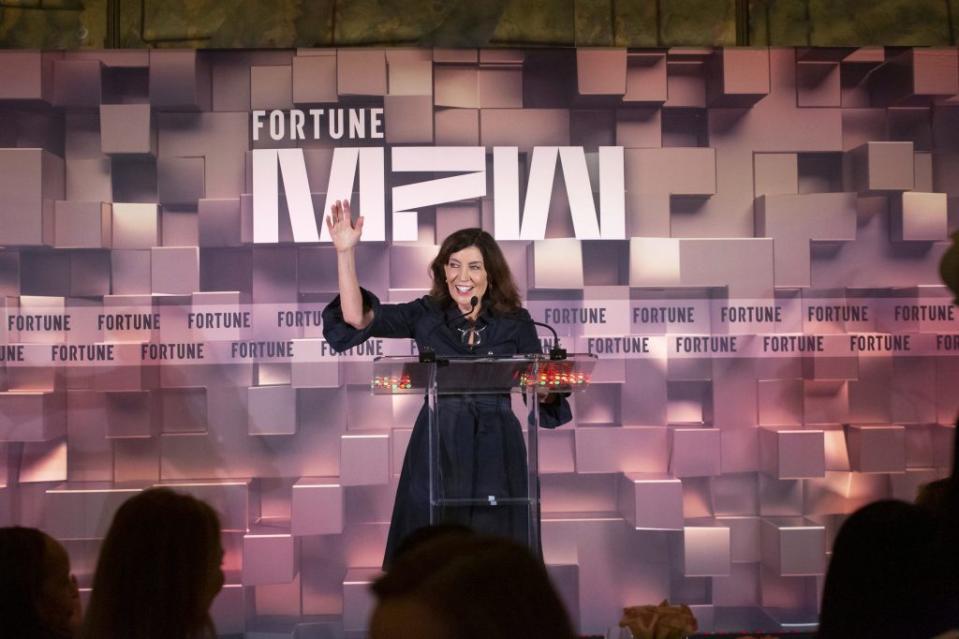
326 200 364 252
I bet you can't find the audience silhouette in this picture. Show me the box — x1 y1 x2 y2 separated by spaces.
79 487 224 639
817 500 951 638
0 526 81 639
817 237 959 638
371 530 575 639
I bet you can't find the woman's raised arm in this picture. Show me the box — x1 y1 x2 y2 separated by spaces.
327 200 372 329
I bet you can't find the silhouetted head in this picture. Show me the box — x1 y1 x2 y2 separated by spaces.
0 527 81 639
936 233 959 538
429 228 522 316
818 500 950 638
939 232 959 305
80 488 223 639
917 477 953 514
389 524 475 567
371 534 575 639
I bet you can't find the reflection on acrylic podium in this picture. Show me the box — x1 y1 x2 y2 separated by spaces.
372 354 596 555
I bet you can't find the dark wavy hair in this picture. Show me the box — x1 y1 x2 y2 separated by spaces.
0 527 73 639
428 228 522 315
80 488 223 639
371 534 576 639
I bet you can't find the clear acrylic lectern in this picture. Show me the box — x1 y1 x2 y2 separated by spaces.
371 354 596 556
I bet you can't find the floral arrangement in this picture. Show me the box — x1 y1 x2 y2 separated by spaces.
618 600 698 639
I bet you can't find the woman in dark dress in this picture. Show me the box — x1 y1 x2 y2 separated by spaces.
322 200 572 567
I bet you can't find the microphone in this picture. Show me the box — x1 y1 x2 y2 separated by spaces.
482 312 567 361
419 296 479 363
524 316 567 361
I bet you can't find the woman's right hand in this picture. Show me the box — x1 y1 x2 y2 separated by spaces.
326 199 364 253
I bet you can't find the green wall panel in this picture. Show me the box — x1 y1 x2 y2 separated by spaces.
575 0 615 45
119 0 334 48
1 0 957 51
491 0 575 45
615 0 659 47
0 0 107 48
660 0 736 46
809 0 951 45
335 0 450 44
749 0 811 46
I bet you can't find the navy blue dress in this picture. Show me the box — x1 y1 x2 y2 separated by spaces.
322 288 572 565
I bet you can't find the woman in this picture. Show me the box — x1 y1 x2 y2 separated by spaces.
0 527 81 639
818 500 953 639
80 488 224 639
369 533 577 639
322 200 571 567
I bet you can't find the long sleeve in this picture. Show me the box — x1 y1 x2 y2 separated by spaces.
322 288 428 352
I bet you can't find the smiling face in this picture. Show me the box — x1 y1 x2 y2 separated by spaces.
444 245 488 315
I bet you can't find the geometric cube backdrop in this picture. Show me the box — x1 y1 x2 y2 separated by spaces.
1 46 957 636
